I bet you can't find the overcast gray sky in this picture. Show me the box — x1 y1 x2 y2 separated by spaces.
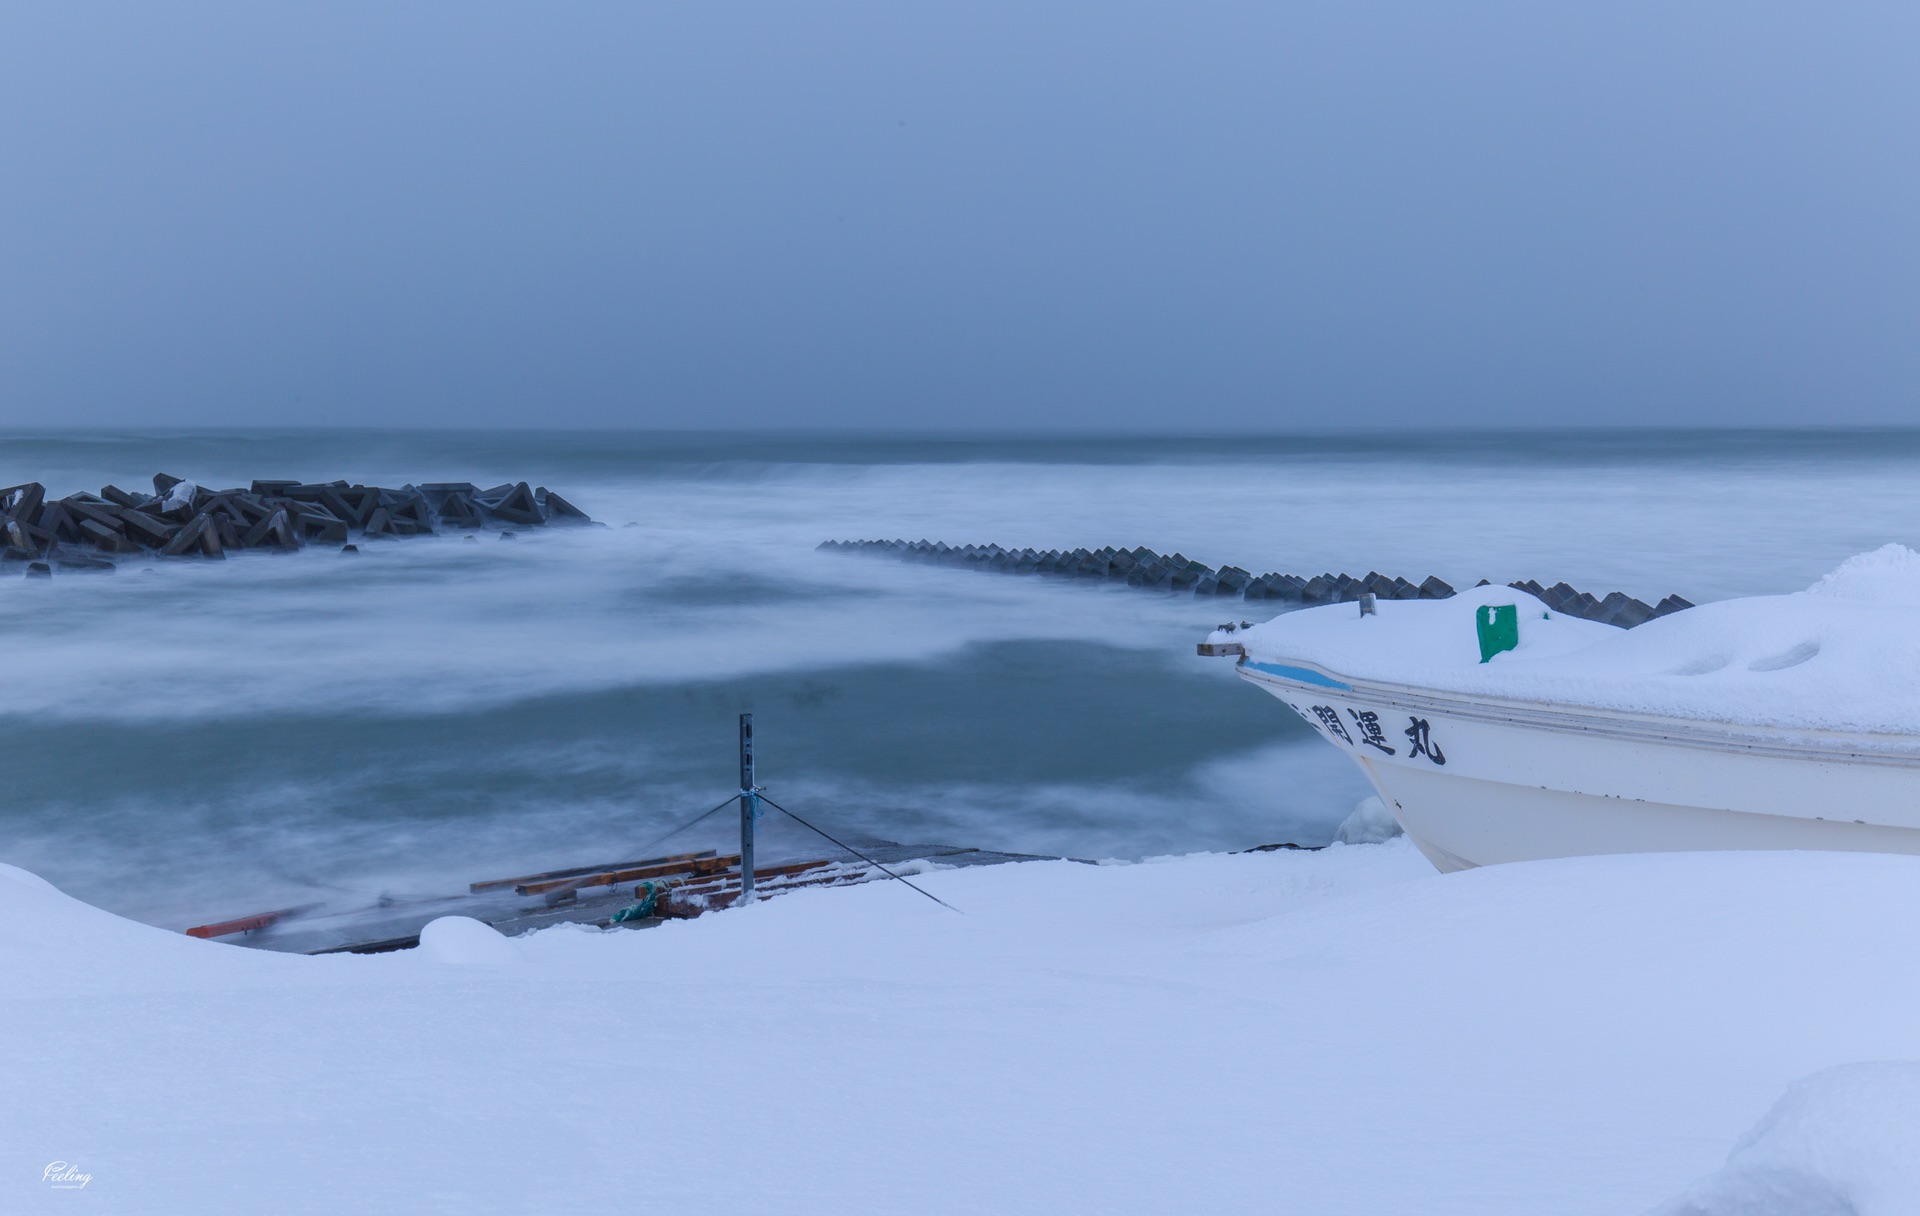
1 2 1914 431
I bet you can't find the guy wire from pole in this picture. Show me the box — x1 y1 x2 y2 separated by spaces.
754 792 963 914
542 793 743 901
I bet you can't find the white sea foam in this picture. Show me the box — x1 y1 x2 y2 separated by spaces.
6 440 1920 722
0 510 1219 722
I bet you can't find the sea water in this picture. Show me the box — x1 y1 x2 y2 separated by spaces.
4 427 1919 928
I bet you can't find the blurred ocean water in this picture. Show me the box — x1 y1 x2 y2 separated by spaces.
4 427 1918 927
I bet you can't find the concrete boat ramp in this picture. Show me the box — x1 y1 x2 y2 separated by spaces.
188 839 1060 956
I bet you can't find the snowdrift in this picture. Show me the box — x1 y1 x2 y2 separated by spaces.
1656 1062 1920 1216
4 846 1919 1213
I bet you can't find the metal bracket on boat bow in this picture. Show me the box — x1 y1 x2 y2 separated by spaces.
1199 621 1254 657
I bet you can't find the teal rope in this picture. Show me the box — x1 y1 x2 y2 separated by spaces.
610 879 667 924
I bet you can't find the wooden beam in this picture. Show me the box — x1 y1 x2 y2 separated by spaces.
185 907 307 939
661 859 838 900
513 853 740 896
742 858 835 883
470 849 716 893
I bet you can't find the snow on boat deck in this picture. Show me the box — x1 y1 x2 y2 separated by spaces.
5 842 1918 1214
1225 544 1920 738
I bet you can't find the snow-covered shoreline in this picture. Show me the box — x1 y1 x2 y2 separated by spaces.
6 842 1917 1214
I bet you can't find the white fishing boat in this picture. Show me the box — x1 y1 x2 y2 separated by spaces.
1204 546 1920 871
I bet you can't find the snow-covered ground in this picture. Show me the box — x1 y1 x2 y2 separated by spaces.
6 841 1918 1215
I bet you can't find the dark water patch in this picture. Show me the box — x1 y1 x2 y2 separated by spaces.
630 570 871 609
0 640 1294 814
0 639 1318 923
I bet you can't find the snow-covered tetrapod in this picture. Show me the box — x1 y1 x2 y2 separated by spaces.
1209 545 1920 871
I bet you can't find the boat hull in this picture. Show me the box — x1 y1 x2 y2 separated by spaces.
1237 658 1920 871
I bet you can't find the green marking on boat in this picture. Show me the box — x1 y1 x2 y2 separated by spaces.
1477 603 1519 663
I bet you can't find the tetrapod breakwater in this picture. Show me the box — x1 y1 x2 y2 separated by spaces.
820 539 1694 628
2 474 595 576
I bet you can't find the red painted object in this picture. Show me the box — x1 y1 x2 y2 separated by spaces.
185 908 300 939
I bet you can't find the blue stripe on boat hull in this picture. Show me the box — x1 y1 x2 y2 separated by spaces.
1243 661 1353 691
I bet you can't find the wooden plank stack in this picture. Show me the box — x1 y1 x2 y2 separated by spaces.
1 474 593 574
187 849 885 953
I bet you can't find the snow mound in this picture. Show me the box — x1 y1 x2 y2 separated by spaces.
0 861 59 895
160 478 197 512
1653 1062 1920 1216
0 861 310 997
418 915 525 965
1335 795 1403 844
1804 544 1920 606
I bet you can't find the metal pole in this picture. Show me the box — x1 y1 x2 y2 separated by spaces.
738 713 756 905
